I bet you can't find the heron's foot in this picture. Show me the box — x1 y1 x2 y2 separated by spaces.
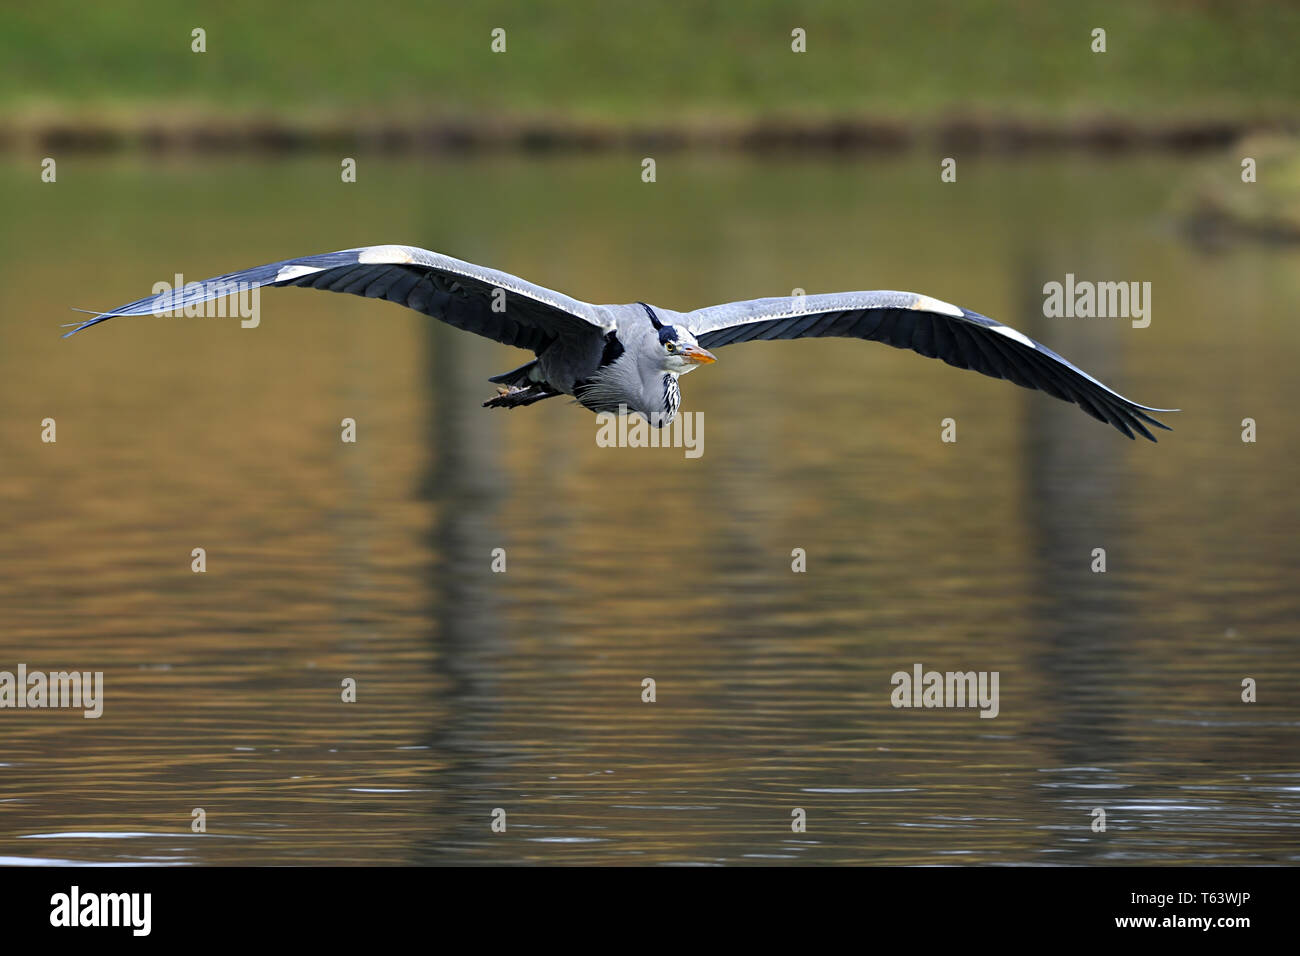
483 383 560 409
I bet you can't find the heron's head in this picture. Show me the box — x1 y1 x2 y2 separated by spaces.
655 324 716 375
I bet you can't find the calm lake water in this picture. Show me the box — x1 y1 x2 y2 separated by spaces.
0 154 1297 865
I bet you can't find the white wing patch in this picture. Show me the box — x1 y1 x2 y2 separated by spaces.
911 294 964 318
990 324 1036 348
358 245 416 265
275 264 326 282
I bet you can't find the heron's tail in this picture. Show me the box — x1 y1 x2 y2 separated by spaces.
487 360 539 387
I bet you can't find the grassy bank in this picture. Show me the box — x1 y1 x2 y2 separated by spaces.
3 0 1298 135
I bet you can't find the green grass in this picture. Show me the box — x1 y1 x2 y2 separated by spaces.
3 0 1298 124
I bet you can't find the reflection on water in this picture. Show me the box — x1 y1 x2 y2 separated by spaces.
0 155 1297 864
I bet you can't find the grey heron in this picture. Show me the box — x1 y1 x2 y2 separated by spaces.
66 244 1175 440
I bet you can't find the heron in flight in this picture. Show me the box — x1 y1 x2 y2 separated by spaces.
67 244 1175 440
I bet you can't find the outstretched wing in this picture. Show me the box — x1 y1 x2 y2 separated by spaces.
689 290 1176 441
65 244 611 352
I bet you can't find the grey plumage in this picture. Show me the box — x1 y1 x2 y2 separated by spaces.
67 244 1176 440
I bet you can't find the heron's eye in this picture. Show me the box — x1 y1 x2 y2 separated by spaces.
665 342 676 352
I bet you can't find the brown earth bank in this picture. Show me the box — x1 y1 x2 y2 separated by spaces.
2 113 1292 155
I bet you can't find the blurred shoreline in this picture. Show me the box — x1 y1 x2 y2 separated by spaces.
4 111 1288 155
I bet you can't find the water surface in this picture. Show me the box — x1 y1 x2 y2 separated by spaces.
0 155 1297 864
